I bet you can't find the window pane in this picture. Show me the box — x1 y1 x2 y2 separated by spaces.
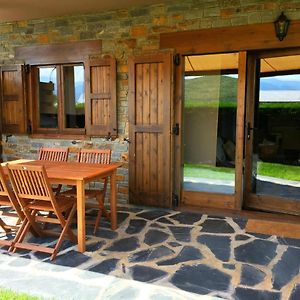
183 53 239 194
38 67 58 128
251 56 300 200
63 65 85 128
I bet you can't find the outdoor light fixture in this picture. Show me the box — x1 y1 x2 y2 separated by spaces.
274 12 290 41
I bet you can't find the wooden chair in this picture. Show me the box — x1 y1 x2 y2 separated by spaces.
7 164 77 260
38 147 69 162
0 166 24 247
38 147 69 194
63 149 111 234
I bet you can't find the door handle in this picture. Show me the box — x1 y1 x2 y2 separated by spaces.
246 122 255 140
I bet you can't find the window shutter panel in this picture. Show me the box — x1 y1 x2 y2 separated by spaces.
85 57 117 137
0 65 26 134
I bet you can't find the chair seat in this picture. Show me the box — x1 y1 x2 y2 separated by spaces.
25 196 75 212
0 196 12 206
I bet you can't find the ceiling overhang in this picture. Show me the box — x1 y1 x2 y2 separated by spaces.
0 0 165 22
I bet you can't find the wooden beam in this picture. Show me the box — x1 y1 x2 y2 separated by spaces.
15 40 102 65
160 21 300 54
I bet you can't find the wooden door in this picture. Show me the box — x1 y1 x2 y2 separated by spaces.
128 52 173 207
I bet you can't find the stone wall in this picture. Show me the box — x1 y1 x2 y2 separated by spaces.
1 0 300 203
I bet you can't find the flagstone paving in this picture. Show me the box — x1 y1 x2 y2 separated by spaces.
1 205 300 300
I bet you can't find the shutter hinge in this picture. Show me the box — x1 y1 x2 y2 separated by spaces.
172 193 179 208
24 64 30 73
172 123 180 135
173 54 180 66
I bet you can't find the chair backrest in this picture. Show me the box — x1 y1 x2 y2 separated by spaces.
77 149 111 164
7 164 57 206
0 165 24 217
38 147 69 162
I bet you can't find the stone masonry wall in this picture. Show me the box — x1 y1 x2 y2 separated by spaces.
1 0 300 203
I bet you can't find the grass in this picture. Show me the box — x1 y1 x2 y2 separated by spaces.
0 289 41 300
184 164 235 180
257 161 300 181
184 162 300 182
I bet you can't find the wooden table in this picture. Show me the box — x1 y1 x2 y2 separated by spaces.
2 160 122 253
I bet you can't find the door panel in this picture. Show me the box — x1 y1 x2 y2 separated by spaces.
128 53 173 207
0 65 26 134
245 52 300 215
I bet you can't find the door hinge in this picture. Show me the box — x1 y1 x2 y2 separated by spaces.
173 54 180 66
172 193 179 208
172 123 180 135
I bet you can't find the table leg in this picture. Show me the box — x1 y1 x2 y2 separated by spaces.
76 180 86 252
110 170 117 230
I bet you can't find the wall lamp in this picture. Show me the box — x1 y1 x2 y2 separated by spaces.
274 12 290 41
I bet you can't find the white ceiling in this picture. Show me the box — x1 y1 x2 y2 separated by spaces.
0 0 165 22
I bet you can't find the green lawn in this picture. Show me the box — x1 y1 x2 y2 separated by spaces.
184 162 300 182
257 161 300 181
184 164 235 180
0 289 41 300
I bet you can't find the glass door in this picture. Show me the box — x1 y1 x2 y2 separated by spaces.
245 52 300 215
183 53 239 196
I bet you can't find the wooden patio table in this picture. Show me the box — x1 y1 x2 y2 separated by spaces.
2 159 122 253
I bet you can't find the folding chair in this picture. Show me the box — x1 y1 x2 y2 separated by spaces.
7 164 77 260
62 149 111 234
38 147 69 162
0 166 24 247
38 147 69 195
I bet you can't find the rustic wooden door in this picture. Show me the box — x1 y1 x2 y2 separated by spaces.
128 52 173 207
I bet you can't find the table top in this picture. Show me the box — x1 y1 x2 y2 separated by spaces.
2 160 122 181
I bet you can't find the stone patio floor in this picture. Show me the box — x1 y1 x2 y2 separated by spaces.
0 205 300 300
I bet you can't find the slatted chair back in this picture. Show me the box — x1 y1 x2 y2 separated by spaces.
77 149 111 164
38 147 69 162
0 165 24 245
7 164 77 260
0 166 23 216
76 148 111 234
7 165 61 211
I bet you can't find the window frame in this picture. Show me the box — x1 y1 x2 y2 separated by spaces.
32 63 86 135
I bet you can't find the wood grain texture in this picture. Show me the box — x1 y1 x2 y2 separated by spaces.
0 65 26 134
182 190 235 210
246 219 300 239
128 52 173 208
85 57 117 137
15 40 102 65
160 21 300 54
234 51 247 210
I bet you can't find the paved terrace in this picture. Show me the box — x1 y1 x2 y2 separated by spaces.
0 205 300 299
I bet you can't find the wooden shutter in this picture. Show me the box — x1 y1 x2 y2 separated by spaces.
0 65 26 134
128 52 173 208
85 57 117 136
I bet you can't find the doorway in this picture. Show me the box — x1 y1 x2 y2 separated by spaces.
244 51 300 215
180 52 246 209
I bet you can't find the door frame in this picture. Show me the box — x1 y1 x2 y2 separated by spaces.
161 20 300 213
244 48 300 216
175 51 247 211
